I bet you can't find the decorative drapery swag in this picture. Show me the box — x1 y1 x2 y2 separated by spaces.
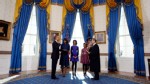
10 0 34 74
13 0 34 25
36 4 48 70
62 0 94 42
64 0 92 12
107 0 121 72
106 0 143 30
106 0 145 76
10 0 51 74
13 0 51 28
63 0 95 30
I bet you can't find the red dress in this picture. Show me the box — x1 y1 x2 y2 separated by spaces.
80 48 89 64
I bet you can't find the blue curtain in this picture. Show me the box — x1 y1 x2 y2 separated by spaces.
123 3 146 76
93 0 106 5
9 3 33 74
62 11 77 41
108 6 121 71
80 11 93 42
36 5 48 71
51 0 64 5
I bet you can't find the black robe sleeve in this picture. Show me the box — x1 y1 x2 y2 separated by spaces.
89 44 100 72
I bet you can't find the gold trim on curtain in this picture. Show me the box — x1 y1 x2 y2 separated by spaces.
81 0 92 12
73 0 84 5
106 0 118 8
89 4 95 32
62 6 67 31
46 0 51 30
64 0 76 12
24 0 34 4
37 0 51 30
134 0 143 25
124 0 132 3
106 4 110 30
106 0 119 30
39 0 50 8
13 0 23 25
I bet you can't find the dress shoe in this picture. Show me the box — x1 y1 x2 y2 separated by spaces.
94 78 99 80
91 78 99 80
91 78 95 80
84 72 87 76
51 77 59 80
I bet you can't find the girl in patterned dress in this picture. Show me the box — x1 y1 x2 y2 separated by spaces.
81 43 90 76
70 40 79 76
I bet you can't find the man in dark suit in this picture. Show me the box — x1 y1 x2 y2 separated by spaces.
89 38 100 80
51 35 61 79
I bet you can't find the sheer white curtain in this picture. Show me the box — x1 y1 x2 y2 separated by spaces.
116 6 134 58
70 12 84 55
22 6 39 57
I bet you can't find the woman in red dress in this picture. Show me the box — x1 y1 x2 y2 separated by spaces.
80 43 90 76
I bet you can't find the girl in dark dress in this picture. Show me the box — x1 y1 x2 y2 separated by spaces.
70 40 79 76
60 38 70 77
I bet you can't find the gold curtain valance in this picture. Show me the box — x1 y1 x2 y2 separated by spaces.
106 0 117 29
62 6 67 31
73 0 84 5
81 0 92 12
134 0 143 25
89 4 95 32
39 0 50 8
46 0 51 29
13 0 23 24
24 0 34 4
106 4 110 30
14 0 51 29
124 0 133 4
123 0 143 27
106 0 118 8
64 0 76 12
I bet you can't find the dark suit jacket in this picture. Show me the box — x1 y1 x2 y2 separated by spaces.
51 41 61 60
89 44 100 72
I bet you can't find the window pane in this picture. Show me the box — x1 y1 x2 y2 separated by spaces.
117 6 134 58
120 47 133 57
22 5 38 56
22 45 30 56
70 12 84 55
30 36 37 45
29 45 36 56
119 7 129 36
119 36 133 47
23 35 30 44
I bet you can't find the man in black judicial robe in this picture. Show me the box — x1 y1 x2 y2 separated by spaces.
89 38 100 80
51 35 61 79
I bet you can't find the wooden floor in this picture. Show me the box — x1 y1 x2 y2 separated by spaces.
0 69 150 81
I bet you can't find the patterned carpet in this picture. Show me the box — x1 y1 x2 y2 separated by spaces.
5 72 150 84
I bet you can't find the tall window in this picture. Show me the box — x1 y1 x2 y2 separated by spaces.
22 5 39 56
70 12 84 54
116 6 134 57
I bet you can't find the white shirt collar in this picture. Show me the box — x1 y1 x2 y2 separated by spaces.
55 40 58 43
93 43 96 46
